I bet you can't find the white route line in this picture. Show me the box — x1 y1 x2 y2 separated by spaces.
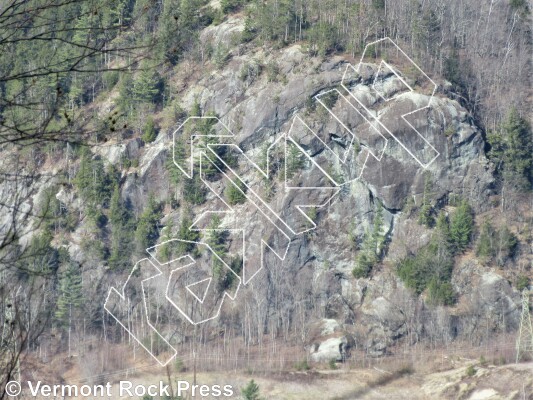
163 240 241 326
172 116 234 179
313 89 358 164
286 114 370 188
106 37 441 364
373 59 414 102
341 37 440 169
198 146 292 284
104 258 180 366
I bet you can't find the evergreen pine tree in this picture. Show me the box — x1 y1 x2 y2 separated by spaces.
155 0 183 65
397 210 455 299
226 178 247 205
109 185 135 269
192 115 229 180
118 73 134 112
449 200 474 254
109 185 124 226
74 148 93 200
141 116 157 143
353 202 386 279
18 229 59 275
435 211 450 242
206 215 228 285
286 142 305 180
476 221 495 260
431 211 454 281
135 195 162 251
190 98 201 117
220 255 242 290
56 261 83 325
443 47 463 90
371 202 385 254
133 66 162 104
177 212 200 257
241 380 261 400
488 108 533 190
74 149 112 214
183 176 207 205
92 158 112 207
427 278 456 306
159 222 174 263
168 139 186 187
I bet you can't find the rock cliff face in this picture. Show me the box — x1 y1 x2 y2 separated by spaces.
63 28 518 356
131 45 494 213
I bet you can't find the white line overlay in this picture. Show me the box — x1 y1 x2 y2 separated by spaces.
105 37 439 364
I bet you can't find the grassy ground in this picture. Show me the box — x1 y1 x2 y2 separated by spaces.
20 337 532 399
100 361 532 399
